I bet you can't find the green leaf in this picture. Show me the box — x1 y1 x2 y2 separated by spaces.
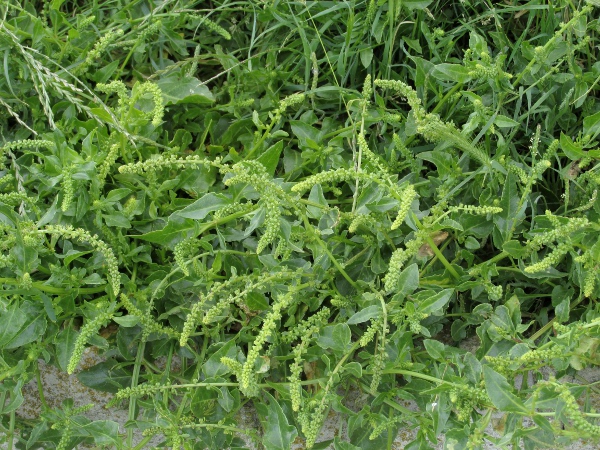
494 171 521 247
491 305 516 335
156 74 215 105
494 115 519 128
290 121 321 148
502 240 527 258
431 64 472 83
83 420 120 446
262 392 298 450
176 193 230 220
360 47 373 68
104 188 132 204
112 315 140 327
54 327 79 372
423 339 445 360
135 216 198 245
418 150 454 177
0 301 47 350
77 360 132 393
307 185 328 219
203 340 238 378
417 289 453 315
102 213 131 228
343 362 362 378
347 305 381 325
63 250 93 266
317 324 352 352
583 109 600 140
257 141 284 177
483 366 529 413
560 132 585 160
392 263 420 299
10 244 39 275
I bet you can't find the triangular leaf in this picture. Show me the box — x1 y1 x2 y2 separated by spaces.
262 392 298 450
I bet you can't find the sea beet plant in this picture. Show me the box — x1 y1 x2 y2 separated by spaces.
1 0 600 449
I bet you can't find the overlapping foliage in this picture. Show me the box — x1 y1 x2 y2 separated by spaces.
1 0 600 449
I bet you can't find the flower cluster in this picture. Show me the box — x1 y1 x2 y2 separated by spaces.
131 81 164 127
194 15 232 40
357 132 389 175
119 154 222 175
375 79 492 167
203 271 297 325
97 143 120 184
174 238 200 276
449 385 489 422
391 302 429 334
362 74 372 101
525 242 571 273
67 309 114 373
78 28 124 74
359 317 383 347
298 395 331 448
180 275 245 346
525 212 589 253
537 380 600 437
449 204 503 215
369 415 404 440
486 344 565 376
61 164 75 212
282 307 330 411
0 191 28 206
240 289 299 397
96 80 129 112
41 225 121 296
392 134 418 172
391 184 416 230
465 50 513 85
108 381 165 408
223 160 292 254
384 234 426 292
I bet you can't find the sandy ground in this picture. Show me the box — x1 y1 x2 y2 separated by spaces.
2 339 599 449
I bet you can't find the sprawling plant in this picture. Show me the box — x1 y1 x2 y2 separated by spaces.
1 0 600 449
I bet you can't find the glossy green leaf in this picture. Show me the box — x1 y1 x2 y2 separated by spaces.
157 74 215 105
431 64 472 83
262 392 298 450
392 263 420 299
176 193 230 220
54 326 79 372
317 324 352 352
257 141 284 177
83 421 120 446
0 301 47 350
347 305 381 324
417 289 453 315
483 366 529 413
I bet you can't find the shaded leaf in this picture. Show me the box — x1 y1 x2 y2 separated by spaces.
483 366 529 413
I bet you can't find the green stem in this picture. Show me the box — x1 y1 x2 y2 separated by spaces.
131 435 153 450
7 409 14 450
410 212 460 280
529 296 585 342
378 369 462 388
127 340 146 449
34 361 48 411
301 214 359 290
